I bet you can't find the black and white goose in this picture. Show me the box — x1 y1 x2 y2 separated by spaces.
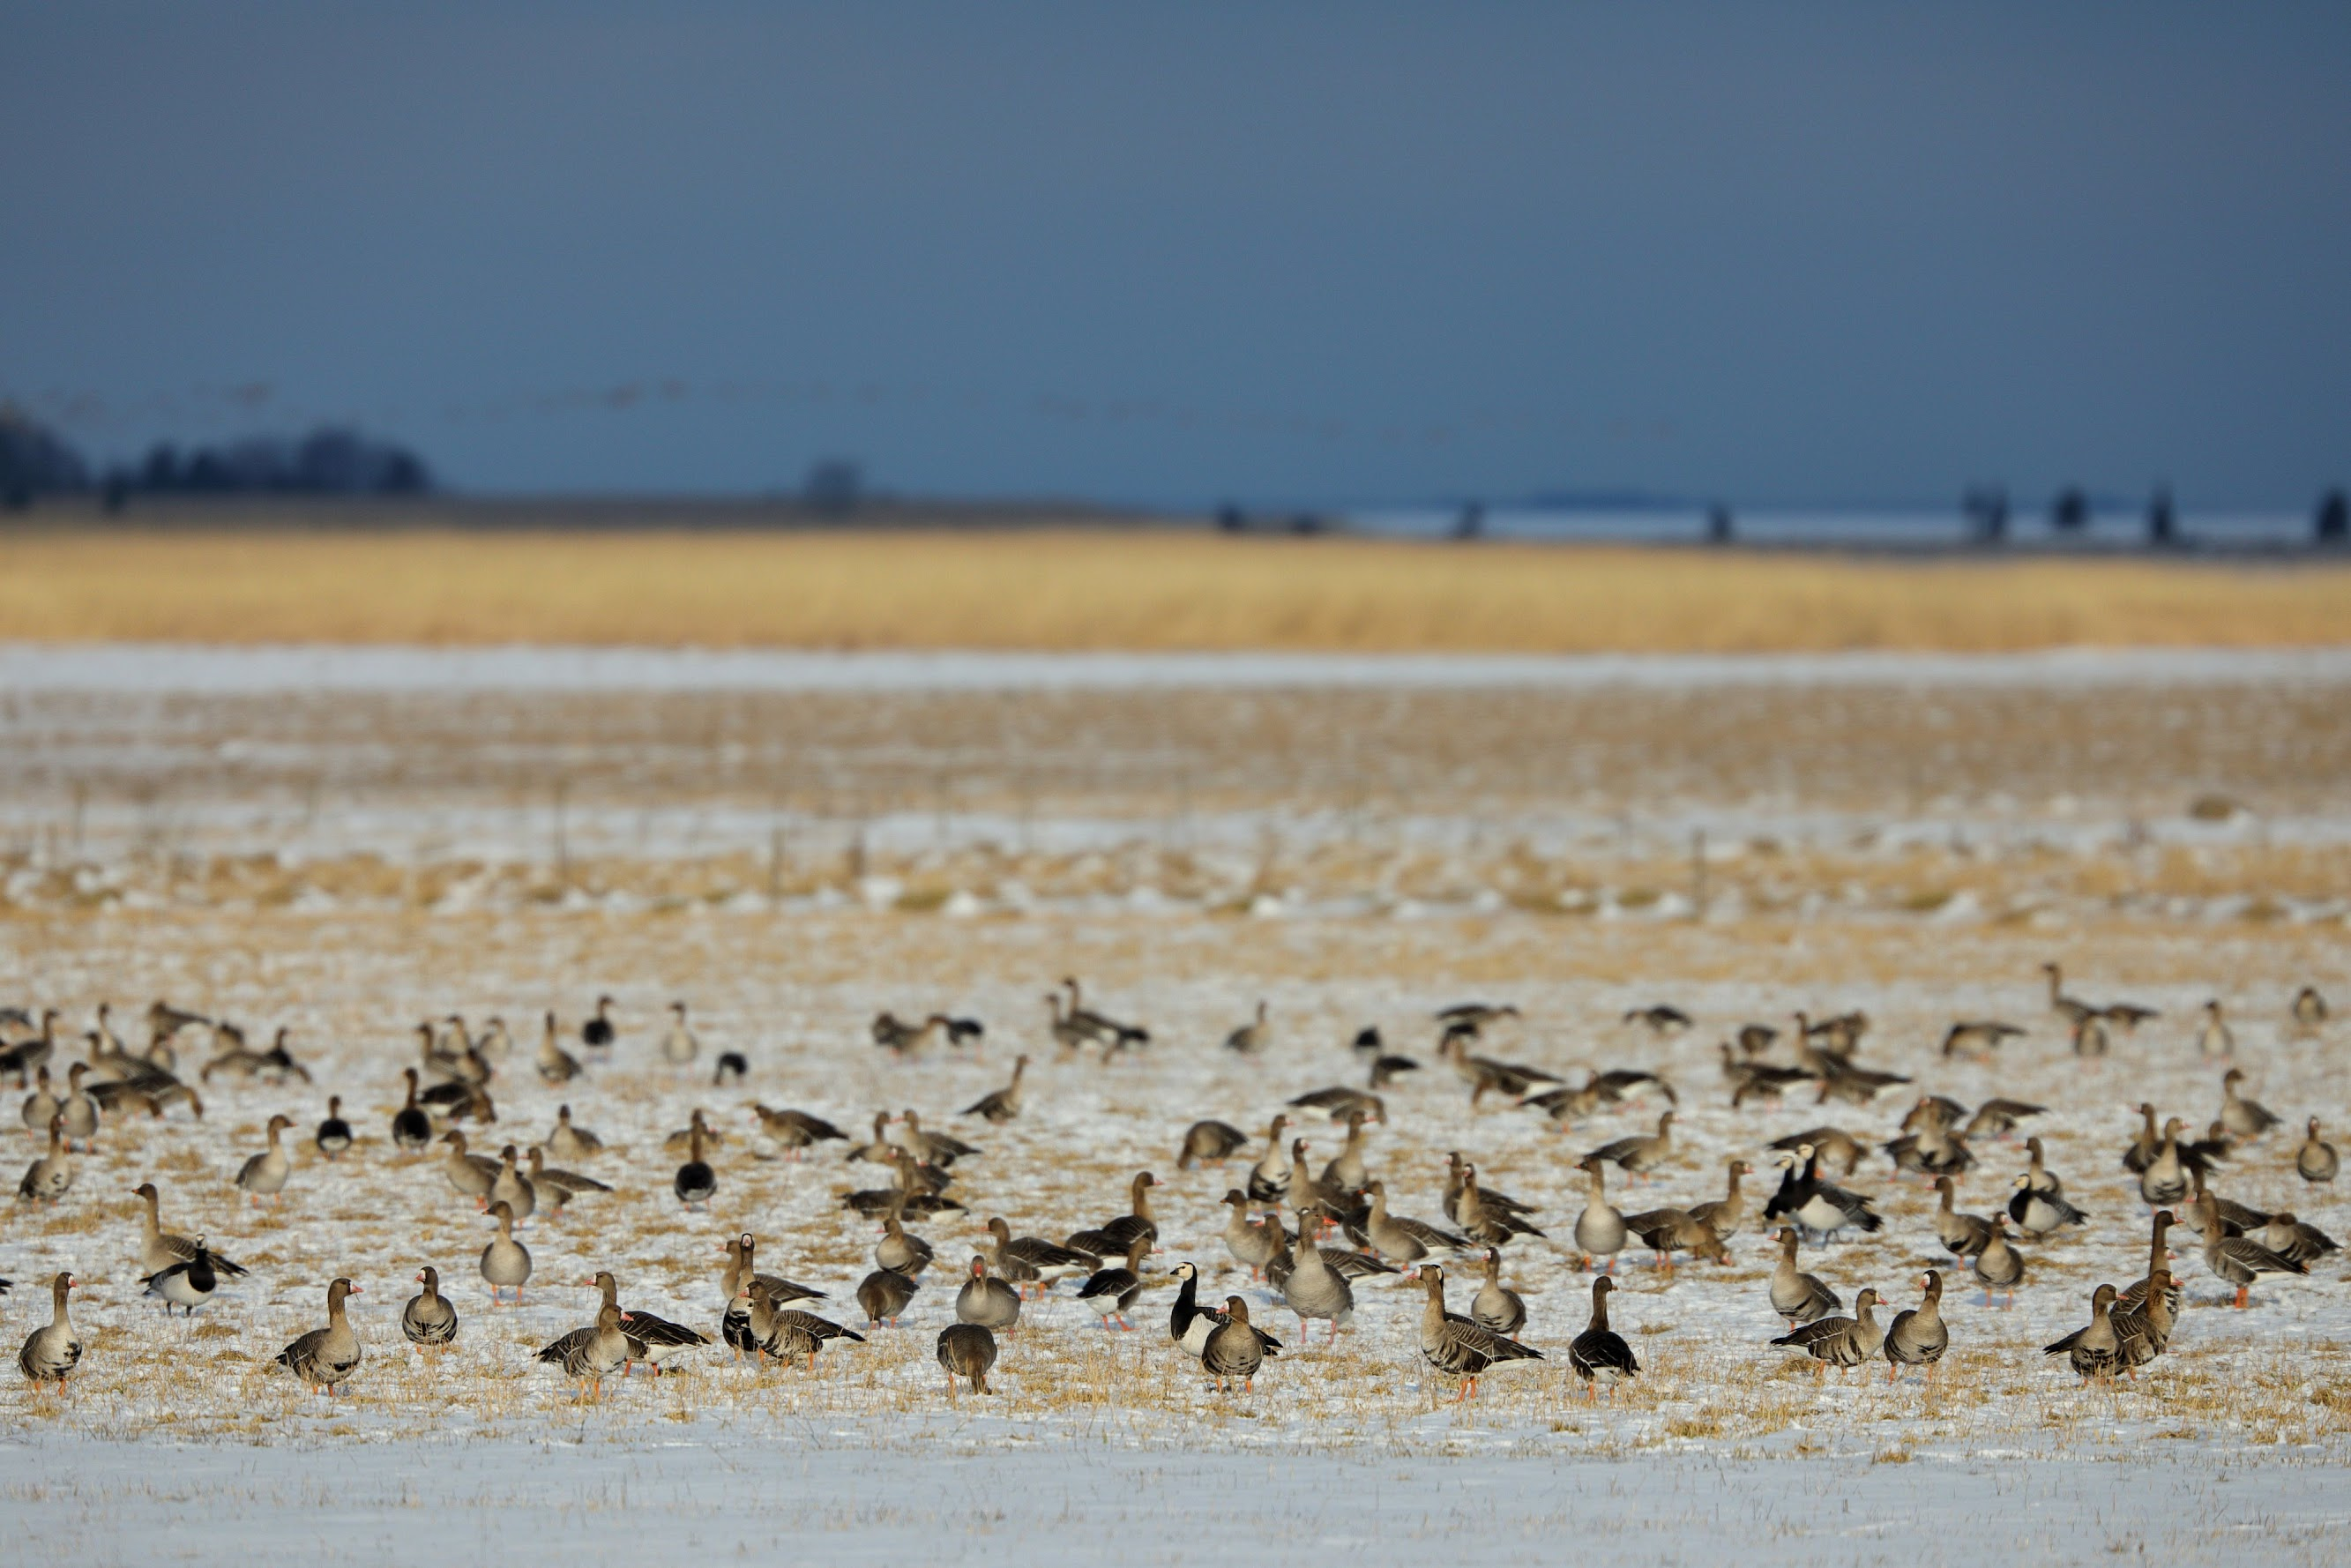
141 1237 220 1316
1761 1144 1883 1241
1168 1260 1280 1361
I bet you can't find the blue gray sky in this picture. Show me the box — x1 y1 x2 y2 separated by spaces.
5 4 2347 507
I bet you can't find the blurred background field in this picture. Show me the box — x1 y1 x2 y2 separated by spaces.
4 523 2349 652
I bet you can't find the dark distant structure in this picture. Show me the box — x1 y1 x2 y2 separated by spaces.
2317 489 2347 545
1963 484 2009 544
2147 484 2176 547
802 458 862 515
1452 500 1484 541
1215 502 1245 534
0 405 92 508
1288 511 1325 536
116 427 431 497
2050 487 2089 533
1705 503 1733 544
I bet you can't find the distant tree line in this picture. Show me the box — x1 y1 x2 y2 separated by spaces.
0 404 431 509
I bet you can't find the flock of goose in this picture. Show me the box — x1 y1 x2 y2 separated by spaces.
4 968 2340 1407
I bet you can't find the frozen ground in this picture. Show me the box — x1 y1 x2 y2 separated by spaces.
9 1437 2351 1567
1 647 2347 1563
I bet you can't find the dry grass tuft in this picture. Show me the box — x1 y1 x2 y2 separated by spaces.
2 526 2348 651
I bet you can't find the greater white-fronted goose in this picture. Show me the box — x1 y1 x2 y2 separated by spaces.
1761 1144 1884 1241
2120 1103 2161 1173
1882 1270 1947 1383
1769 1226 1841 1326
1287 1082 1388 1131
1765 1127 1862 1178
536 1012 581 1085
133 1181 248 1278
720 1235 824 1355
892 1109 979 1169
2041 963 2097 1027
2017 1135 2064 1196
1078 1238 1152 1330
17 1272 80 1391
1059 977 1150 1053
1585 1112 1676 1181
391 1070 432 1152
480 1200 532 1303
1244 1116 1292 1205
275 1277 362 1394
673 1117 716 1209
1319 1109 1374 1193
1202 1295 1266 1393
1178 1118 1249 1170
2198 1191 2306 1307
439 1131 498 1198
1470 1247 1526 1334
537 1300 631 1401
937 1321 997 1396
581 995 616 1050
851 1266 916 1328
1932 1176 1994 1260
2137 1118 2205 1206
2043 1284 2122 1381
2108 1266 2176 1370
2257 1212 2338 1268
1721 1046 1812 1107
2195 999 2234 1060
1417 1261 1541 1401
1043 989 1093 1053
845 1111 897 1166
525 1147 612 1213
0 1009 61 1086
1080 1172 1162 1255
1440 1035 1563 1107
2297 1117 2339 1183
1688 1158 1753 1238
2115 1211 2183 1317
965 1057 1029 1124
1815 1053 1912 1107
955 1254 1022 1333
877 1203 935 1277
1457 1162 1543 1249
57 1063 99 1149
1965 1098 2048 1141
871 1011 944 1055
1223 999 1271 1054
660 1000 698 1066
981 1216 1092 1295
1568 1274 1638 1400
545 1103 603 1162
1529 1066 1679 1124
2009 1174 2088 1237
1620 1206 1730 1271
1572 1156 1628 1272
663 1109 728 1155
744 1279 865 1370
1273 1139 1349 1232
19 1064 58 1132
402 1266 458 1351
141 1236 220 1316
1278 1208 1353 1340
749 1103 843 1160
2291 985 2331 1032
1168 1260 1282 1362
2218 1068 2279 1139
1434 1001 1519 1031
1972 1215 2026 1307
591 1270 708 1373
485 1145 537 1221
1221 1190 1285 1280
1771 1285 1882 1378
1940 1019 2025 1058
18 1115 71 1203
1360 1180 1467 1270
1624 1003 1693 1035
1883 1103 1974 1179
1367 1055 1419 1090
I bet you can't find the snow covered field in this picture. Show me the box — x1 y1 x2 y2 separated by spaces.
2 647 2347 1563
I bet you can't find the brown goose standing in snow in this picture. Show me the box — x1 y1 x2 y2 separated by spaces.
964 1057 1029 1124
1771 1286 1882 1378
1972 1215 2026 1307
480 1200 532 1303
1469 1247 1526 1335
1567 1275 1638 1400
955 1255 1022 1333
536 1300 631 1400
743 1280 865 1370
1882 1270 1948 1382
1932 1176 1994 1260
1417 1261 1541 1401
749 1103 843 1160
402 1266 458 1352
2217 1068 2280 1139
1200 1295 1266 1393
18 1114 71 1203
937 1321 997 1396
1178 1117 1250 1170
1769 1225 1841 1326
16 1272 81 1392
274 1278 363 1394
2043 1284 2122 1381
2297 1117 2339 1183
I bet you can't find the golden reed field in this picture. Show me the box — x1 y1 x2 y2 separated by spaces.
4 521 2349 649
